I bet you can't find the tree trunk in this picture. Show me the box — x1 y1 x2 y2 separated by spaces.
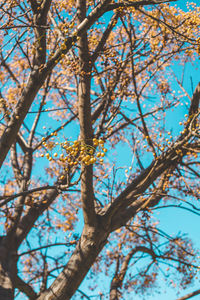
0 239 17 300
0 265 14 300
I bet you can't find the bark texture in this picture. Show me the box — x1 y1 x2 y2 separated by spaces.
0 239 17 300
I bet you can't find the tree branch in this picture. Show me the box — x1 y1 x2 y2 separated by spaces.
77 0 96 226
91 12 119 63
106 0 176 11
110 246 156 300
176 289 200 300
14 275 37 300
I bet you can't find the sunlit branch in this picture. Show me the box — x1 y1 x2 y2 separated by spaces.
176 289 200 300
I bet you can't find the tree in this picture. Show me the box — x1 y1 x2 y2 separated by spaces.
0 0 199 299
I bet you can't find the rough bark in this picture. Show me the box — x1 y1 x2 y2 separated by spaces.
0 239 17 300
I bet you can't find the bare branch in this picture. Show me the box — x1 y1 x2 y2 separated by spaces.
176 289 200 300
106 0 176 11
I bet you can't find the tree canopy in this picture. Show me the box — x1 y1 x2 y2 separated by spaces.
0 0 200 299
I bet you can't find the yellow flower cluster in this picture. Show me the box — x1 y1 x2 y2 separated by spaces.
41 137 107 167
